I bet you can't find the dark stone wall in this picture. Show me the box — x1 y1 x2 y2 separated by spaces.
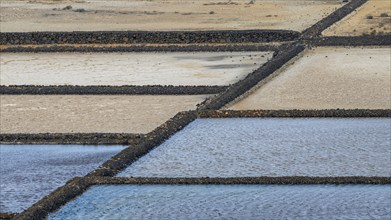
0 30 299 45
302 0 367 38
199 43 306 110
310 35 391 46
0 133 144 145
0 85 227 95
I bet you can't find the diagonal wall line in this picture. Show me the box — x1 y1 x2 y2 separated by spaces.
302 0 368 38
199 43 305 110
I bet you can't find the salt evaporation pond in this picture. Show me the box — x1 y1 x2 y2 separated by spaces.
0 52 271 86
229 47 391 110
0 145 125 213
0 95 208 134
49 184 391 220
118 118 391 177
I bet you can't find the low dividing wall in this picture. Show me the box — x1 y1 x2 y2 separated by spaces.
0 85 226 95
199 43 305 110
302 0 367 38
0 213 16 220
87 111 198 177
0 133 144 145
0 30 299 45
198 109 391 118
310 35 391 46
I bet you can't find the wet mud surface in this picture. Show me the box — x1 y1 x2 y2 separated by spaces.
0 52 272 86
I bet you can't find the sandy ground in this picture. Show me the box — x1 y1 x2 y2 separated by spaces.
49 185 391 220
323 0 391 36
0 0 344 32
228 47 391 110
0 95 209 133
0 145 125 213
118 118 391 177
0 52 272 86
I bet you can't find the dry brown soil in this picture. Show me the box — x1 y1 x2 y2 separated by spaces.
228 47 391 110
0 0 344 32
323 0 391 36
0 52 272 86
0 95 209 133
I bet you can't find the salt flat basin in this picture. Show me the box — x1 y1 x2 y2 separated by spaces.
49 184 391 220
0 52 272 86
118 118 391 177
0 95 208 133
323 0 391 36
0 144 125 213
0 0 344 32
228 47 391 110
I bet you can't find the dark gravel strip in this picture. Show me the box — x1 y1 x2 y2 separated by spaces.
0 30 299 45
86 111 198 177
197 109 391 118
302 0 367 38
0 85 227 95
0 133 144 145
198 43 305 110
91 176 391 185
309 35 391 46
0 44 281 53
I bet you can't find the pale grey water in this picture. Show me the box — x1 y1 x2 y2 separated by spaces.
118 118 391 177
0 145 125 213
49 184 391 220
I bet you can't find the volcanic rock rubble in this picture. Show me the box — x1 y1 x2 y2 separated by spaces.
0 0 390 219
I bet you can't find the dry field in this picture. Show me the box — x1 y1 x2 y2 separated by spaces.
0 95 209 133
228 47 391 110
323 0 391 36
0 52 272 86
0 0 344 32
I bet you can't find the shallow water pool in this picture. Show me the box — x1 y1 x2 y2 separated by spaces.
49 184 391 220
0 144 125 213
118 118 391 177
